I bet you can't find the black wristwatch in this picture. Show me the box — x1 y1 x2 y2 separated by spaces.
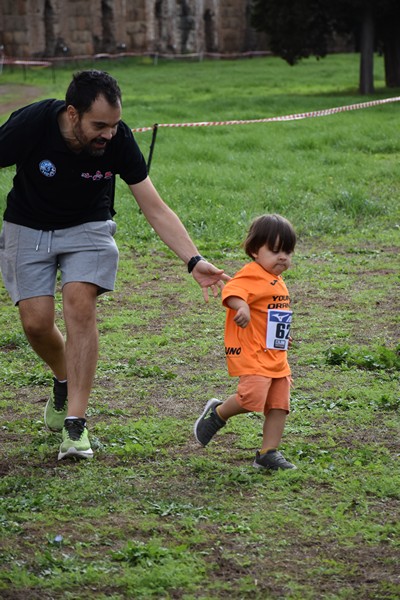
187 255 205 273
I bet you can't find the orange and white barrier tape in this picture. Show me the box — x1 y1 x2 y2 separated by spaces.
131 96 400 133
2 58 52 67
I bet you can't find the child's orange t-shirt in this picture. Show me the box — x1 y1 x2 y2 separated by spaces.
221 261 292 378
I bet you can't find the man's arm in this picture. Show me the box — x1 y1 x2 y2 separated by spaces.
0 100 53 167
129 176 230 301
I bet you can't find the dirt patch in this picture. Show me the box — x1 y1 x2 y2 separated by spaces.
0 84 44 115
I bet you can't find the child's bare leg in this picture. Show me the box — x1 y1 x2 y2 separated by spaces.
261 409 287 451
194 394 249 447
217 394 249 421
254 409 296 469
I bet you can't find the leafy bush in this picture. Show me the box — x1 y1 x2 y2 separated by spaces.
325 343 400 371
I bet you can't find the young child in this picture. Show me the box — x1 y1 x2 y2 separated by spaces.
194 214 297 470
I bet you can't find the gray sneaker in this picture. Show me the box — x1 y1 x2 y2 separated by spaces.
253 449 296 470
194 398 225 446
44 378 68 431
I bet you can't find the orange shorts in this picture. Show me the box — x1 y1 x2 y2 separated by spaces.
235 375 291 415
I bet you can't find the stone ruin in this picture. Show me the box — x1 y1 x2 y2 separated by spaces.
0 0 267 59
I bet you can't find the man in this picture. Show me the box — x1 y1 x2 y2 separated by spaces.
0 69 229 460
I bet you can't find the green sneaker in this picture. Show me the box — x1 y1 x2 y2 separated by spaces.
44 378 68 431
58 418 93 460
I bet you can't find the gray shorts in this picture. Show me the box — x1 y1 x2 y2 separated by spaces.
0 220 119 305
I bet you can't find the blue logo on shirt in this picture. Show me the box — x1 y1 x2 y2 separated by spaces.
39 160 56 177
269 310 292 324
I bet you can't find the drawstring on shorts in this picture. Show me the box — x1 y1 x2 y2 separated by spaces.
35 230 53 253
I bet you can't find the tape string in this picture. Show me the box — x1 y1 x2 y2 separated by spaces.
131 96 400 133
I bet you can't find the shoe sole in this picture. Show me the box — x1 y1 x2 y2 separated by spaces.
193 398 222 446
253 461 277 470
58 447 94 460
44 398 66 432
252 461 297 470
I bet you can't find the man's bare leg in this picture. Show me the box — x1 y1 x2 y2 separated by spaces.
18 296 67 381
19 283 99 419
62 282 99 418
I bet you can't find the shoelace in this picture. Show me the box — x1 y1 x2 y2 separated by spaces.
204 410 225 433
260 451 293 468
64 419 85 440
270 451 290 466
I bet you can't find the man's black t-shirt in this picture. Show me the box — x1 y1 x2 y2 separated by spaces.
0 99 148 230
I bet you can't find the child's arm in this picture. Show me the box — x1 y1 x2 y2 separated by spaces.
225 295 251 328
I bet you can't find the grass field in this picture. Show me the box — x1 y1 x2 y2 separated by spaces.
0 53 399 599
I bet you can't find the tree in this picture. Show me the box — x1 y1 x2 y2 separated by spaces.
375 0 400 87
250 0 332 65
251 0 400 94
359 3 374 94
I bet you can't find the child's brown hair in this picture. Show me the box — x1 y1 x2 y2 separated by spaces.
244 214 296 259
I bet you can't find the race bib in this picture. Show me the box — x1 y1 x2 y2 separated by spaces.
266 309 292 350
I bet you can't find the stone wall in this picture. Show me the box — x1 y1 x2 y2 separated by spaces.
0 0 267 58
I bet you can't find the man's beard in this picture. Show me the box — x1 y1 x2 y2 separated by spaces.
81 137 109 157
85 142 107 157
73 124 109 156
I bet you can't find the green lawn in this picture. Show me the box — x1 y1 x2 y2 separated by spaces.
0 53 399 599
